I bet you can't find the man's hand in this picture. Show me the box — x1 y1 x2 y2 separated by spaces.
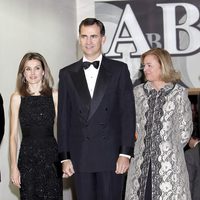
115 156 130 174
62 160 75 178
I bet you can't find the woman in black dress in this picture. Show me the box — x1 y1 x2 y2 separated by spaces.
0 93 4 145
9 52 63 200
0 93 5 182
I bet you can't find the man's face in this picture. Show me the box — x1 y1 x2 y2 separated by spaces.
79 24 106 60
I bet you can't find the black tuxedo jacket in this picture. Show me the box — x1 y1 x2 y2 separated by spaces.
185 142 200 200
57 56 135 172
0 94 4 145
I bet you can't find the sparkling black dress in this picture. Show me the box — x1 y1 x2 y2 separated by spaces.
18 95 63 200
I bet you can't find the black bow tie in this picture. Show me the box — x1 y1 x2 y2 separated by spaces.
82 61 100 69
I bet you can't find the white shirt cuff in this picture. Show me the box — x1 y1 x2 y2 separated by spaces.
119 154 131 159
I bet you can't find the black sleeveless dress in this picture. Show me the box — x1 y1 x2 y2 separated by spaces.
18 95 63 200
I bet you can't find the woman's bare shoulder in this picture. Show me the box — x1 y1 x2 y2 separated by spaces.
10 92 21 105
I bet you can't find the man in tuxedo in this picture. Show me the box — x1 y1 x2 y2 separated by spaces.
57 18 136 200
185 135 200 200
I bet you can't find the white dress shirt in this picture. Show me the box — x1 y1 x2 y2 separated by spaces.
83 55 102 98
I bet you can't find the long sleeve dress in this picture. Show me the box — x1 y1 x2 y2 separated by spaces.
0 94 4 145
125 82 193 200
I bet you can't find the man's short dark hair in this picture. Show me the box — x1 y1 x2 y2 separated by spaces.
79 18 105 36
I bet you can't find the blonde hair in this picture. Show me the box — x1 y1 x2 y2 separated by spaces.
141 48 181 83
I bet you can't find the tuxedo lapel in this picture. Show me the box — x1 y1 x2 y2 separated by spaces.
69 58 112 121
88 60 112 120
69 61 91 118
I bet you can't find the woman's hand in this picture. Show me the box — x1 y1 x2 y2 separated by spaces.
11 166 21 188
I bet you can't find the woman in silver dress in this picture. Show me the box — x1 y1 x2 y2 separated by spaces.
125 48 193 200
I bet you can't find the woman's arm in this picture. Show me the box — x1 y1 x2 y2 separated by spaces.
52 89 58 117
179 88 193 147
9 92 21 188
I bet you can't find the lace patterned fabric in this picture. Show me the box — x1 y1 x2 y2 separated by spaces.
125 82 192 200
18 96 62 200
